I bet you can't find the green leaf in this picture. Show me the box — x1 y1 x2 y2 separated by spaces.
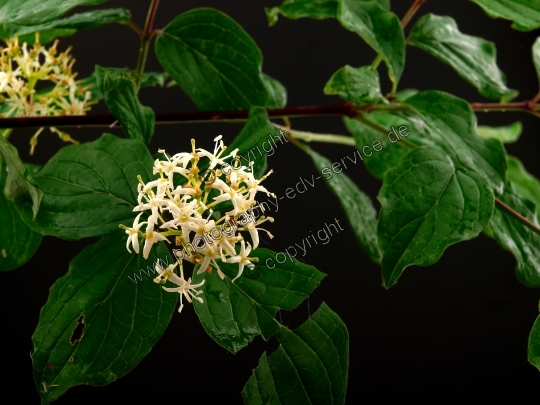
155 8 268 111
242 303 349 405
0 159 42 271
337 0 405 84
0 8 131 43
78 70 169 103
507 156 540 219
324 65 383 104
17 134 154 240
307 147 381 263
192 247 325 353
0 24 76 43
378 147 493 288
409 14 518 101
95 66 155 144
265 0 338 26
0 0 107 25
139 71 169 88
470 0 540 31
489 183 540 287
533 37 540 87
39 8 130 30
343 114 413 180
226 107 277 178
528 314 540 371
262 73 287 108
476 122 522 143
405 91 508 193
0 134 42 218
395 88 419 100
32 234 176 404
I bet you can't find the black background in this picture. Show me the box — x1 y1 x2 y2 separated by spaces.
2 0 540 403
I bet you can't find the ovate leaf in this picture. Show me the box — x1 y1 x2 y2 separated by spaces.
155 8 268 111
17 134 154 240
507 156 540 218
0 134 42 218
405 91 508 193
409 14 517 101
477 122 522 143
343 114 414 180
0 0 107 25
337 0 405 83
265 0 338 26
308 147 381 263
470 0 540 31
378 147 493 288
32 234 176 404
0 159 42 271
95 66 155 144
324 65 383 104
243 303 349 405
262 73 287 108
192 248 325 353
489 183 540 287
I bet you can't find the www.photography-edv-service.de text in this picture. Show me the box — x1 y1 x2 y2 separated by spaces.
127 124 409 283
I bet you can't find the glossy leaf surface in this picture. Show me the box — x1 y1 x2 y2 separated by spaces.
32 235 176 404
337 0 405 83
471 0 540 31
378 147 493 287
243 303 348 405
95 66 155 144
409 14 517 100
192 248 325 353
477 122 522 143
507 156 540 220
489 183 540 287
265 0 338 26
324 65 383 104
0 0 107 25
17 134 153 239
155 8 268 111
405 91 507 193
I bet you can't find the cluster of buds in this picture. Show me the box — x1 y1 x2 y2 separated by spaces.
121 136 276 312
0 34 94 153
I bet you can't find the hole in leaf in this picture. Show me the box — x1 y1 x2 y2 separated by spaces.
69 315 86 346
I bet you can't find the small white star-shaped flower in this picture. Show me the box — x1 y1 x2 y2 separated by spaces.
161 261 205 312
226 240 255 282
124 213 146 254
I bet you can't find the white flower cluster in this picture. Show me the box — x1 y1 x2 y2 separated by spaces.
121 136 276 312
0 34 94 153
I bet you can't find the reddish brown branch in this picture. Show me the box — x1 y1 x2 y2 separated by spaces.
495 197 540 235
401 0 427 28
470 101 540 113
4 98 540 130
143 0 160 40
0 103 357 129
